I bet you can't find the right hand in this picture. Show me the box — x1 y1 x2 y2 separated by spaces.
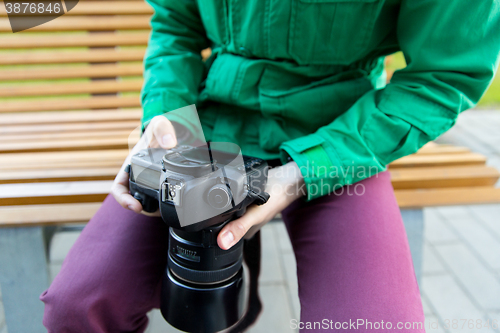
111 115 178 215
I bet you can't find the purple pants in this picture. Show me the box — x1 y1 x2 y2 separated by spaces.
41 171 425 332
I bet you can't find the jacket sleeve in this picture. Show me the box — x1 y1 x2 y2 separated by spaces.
280 0 500 201
141 0 210 131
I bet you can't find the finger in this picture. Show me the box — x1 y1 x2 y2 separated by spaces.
152 116 177 149
140 210 161 217
217 206 260 250
111 170 142 213
244 222 265 240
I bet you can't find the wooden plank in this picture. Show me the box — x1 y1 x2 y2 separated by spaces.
0 147 130 161
0 131 139 153
0 95 140 112
0 79 143 97
0 16 151 32
0 187 498 225
0 32 148 49
395 187 500 208
0 136 138 153
0 1 153 16
202 48 212 60
0 158 124 170
0 129 134 142
422 142 437 148
415 145 470 155
0 181 112 205
0 149 129 170
0 167 120 184
0 109 140 125
68 1 152 15
0 63 143 81
0 120 139 135
0 203 101 226
3 163 495 188
389 153 487 168
0 49 145 65
390 166 500 189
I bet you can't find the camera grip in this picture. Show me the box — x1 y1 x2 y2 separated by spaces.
133 191 159 213
126 164 160 213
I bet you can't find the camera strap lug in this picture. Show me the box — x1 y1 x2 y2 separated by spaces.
161 180 184 206
247 189 270 206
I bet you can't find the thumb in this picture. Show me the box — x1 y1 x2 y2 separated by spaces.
217 206 259 250
152 116 177 149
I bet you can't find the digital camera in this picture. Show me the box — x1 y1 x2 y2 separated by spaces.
128 143 269 332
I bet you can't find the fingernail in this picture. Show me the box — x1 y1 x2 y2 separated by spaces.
162 134 175 148
127 204 134 211
222 231 234 248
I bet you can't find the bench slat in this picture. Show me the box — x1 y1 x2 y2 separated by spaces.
2 165 498 188
0 181 112 206
0 121 139 135
0 148 128 164
0 149 491 171
0 16 151 32
0 203 102 226
395 187 500 208
0 96 140 112
66 1 153 15
0 64 143 81
0 34 146 50
0 1 152 16
0 167 120 184
2 181 500 210
0 109 141 124
0 32 148 49
0 129 134 142
0 49 145 65
0 79 143 97
389 153 487 168
0 137 137 153
414 145 470 155
1 159 124 170
390 166 500 189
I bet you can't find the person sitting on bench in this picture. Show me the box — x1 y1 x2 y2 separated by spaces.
40 0 500 331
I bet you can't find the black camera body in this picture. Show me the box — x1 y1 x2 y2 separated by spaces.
129 144 268 232
128 144 269 333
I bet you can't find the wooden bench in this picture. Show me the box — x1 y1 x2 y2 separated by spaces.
1 1 500 331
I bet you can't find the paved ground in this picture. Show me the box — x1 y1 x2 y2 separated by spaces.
0 110 499 332
419 110 500 333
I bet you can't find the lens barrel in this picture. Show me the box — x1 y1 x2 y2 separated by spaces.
161 267 245 333
161 224 246 332
168 225 244 284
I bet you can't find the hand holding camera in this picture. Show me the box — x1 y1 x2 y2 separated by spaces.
218 161 305 250
109 111 304 332
111 115 177 215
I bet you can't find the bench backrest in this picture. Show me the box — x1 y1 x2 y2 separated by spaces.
0 1 499 227
0 0 150 113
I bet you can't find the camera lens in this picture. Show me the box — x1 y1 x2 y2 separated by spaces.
207 184 232 210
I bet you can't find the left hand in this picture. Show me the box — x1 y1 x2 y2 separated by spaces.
217 162 305 250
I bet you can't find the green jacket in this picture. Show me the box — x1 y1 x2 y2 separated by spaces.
141 0 500 201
